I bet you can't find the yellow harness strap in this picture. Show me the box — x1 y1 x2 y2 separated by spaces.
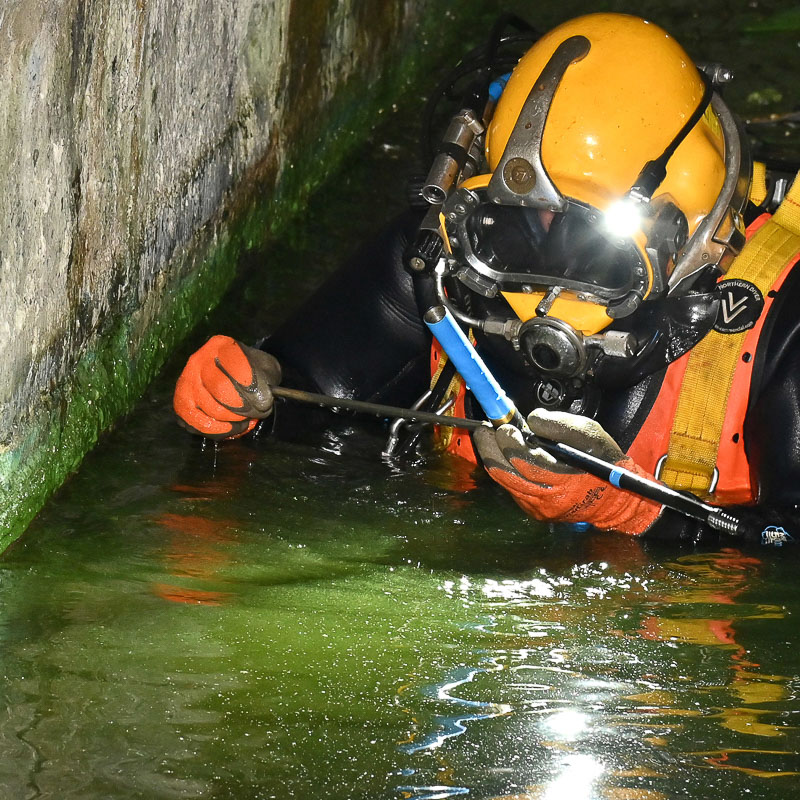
430 331 476 451
660 172 800 496
750 161 768 207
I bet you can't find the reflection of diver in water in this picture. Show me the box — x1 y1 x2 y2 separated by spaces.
638 549 792 744
152 459 248 605
173 13 800 547
395 550 798 797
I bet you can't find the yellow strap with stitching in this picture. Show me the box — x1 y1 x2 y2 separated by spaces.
750 161 768 207
660 172 800 496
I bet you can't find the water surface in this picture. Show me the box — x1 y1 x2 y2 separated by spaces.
4 385 800 799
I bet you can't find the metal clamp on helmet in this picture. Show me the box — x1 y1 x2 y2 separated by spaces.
486 35 590 212
668 93 751 292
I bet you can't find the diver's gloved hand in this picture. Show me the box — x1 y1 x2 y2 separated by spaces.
473 407 662 535
173 335 282 440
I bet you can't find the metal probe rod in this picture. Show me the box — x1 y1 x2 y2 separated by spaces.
271 384 742 537
270 385 486 431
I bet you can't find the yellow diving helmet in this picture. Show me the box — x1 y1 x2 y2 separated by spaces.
419 13 751 392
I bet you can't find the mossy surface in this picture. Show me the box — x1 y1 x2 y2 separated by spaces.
0 0 496 550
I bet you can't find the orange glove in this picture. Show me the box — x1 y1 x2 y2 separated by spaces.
173 335 282 440
473 408 662 535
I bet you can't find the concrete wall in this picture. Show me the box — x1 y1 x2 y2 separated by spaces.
0 0 465 549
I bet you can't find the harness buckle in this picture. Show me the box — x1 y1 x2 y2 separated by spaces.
654 454 719 495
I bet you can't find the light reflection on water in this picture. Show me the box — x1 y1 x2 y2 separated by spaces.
393 549 800 800
2 413 799 799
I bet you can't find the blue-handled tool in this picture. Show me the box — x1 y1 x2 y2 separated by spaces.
422 304 790 545
423 305 523 427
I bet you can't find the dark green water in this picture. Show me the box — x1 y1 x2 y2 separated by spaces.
6 4 800 798
6 406 800 799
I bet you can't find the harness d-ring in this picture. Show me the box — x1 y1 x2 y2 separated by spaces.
654 454 719 495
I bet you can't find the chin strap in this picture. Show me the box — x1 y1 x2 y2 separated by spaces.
660 171 800 496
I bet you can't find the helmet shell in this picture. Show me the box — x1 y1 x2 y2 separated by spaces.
485 13 726 238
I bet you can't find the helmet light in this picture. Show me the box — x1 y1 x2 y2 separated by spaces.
603 198 645 240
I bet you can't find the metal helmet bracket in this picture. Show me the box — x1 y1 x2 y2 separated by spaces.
486 35 590 212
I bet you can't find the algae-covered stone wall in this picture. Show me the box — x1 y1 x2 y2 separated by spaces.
0 0 480 550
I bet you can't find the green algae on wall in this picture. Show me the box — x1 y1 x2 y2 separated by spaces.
0 0 497 550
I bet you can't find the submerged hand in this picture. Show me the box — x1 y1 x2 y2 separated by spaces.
473 407 662 535
173 335 282 440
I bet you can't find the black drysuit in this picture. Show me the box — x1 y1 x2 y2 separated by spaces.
263 210 800 545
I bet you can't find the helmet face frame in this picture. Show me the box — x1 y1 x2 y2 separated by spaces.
443 187 650 312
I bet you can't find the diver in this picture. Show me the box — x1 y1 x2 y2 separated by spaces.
173 13 800 546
